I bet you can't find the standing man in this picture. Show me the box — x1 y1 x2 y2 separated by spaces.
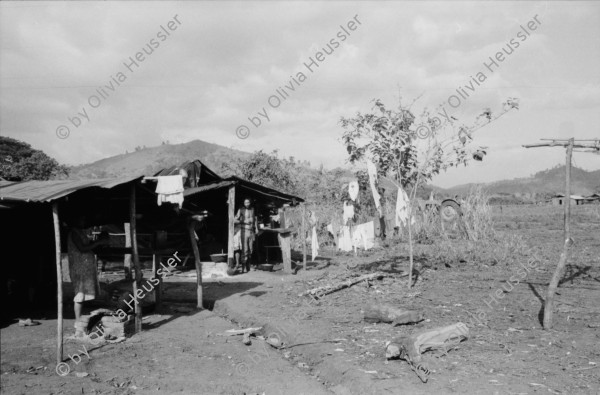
68 215 109 321
235 198 258 272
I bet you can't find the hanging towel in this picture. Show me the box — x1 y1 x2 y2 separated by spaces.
338 225 353 252
337 221 375 251
343 201 355 225
348 180 359 202
353 221 375 250
366 159 382 217
311 226 319 261
156 175 184 208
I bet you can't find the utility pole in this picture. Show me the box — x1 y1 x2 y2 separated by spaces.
523 138 599 329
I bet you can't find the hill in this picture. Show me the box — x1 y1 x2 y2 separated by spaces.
440 165 600 203
69 139 599 204
69 140 253 179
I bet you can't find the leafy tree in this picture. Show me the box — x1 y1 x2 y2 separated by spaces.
0 136 68 181
221 150 298 194
341 97 519 287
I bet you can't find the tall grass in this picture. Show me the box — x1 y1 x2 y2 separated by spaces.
461 185 496 241
413 186 531 266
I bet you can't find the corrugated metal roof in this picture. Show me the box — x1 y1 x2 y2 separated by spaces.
183 177 304 204
0 176 142 203
183 180 236 196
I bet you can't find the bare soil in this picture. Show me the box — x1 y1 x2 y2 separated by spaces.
2 205 599 394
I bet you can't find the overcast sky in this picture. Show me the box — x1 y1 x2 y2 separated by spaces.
1 1 599 187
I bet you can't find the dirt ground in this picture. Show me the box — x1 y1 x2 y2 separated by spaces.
2 205 599 394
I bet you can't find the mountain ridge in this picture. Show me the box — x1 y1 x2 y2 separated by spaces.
69 139 600 199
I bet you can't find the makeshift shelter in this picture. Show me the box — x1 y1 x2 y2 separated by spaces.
0 161 305 366
152 160 305 273
0 176 151 364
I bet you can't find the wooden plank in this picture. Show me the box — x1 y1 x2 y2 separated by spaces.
544 138 574 329
52 203 63 365
129 184 142 333
227 186 235 268
188 222 203 309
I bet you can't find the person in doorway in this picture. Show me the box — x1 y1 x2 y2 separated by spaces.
235 198 258 272
68 215 108 322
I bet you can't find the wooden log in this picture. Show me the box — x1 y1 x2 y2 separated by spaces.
52 203 63 365
300 272 396 298
363 304 423 326
129 184 142 333
278 233 292 274
227 186 235 268
188 222 203 309
544 138 574 329
385 322 469 364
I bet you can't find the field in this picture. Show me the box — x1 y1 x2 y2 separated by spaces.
1 204 599 394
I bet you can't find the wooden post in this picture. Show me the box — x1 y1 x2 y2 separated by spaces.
188 222 203 309
522 138 599 329
227 186 236 268
129 184 142 333
52 203 63 365
543 138 574 329
278 232 292 274
302 204 307 272
152 254 162 307
153 231 167 308
124 223 132 280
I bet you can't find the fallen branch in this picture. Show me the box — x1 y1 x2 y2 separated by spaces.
299 272 396 298
282 338 347 350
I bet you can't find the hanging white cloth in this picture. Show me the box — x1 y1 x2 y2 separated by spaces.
353 221 375 250
343 201 355 225
155 175 184 208
337 221 375 251
395 187 415 227
348 180 359 201
366 159 382 217
338 226 353 252
311 226 319 261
